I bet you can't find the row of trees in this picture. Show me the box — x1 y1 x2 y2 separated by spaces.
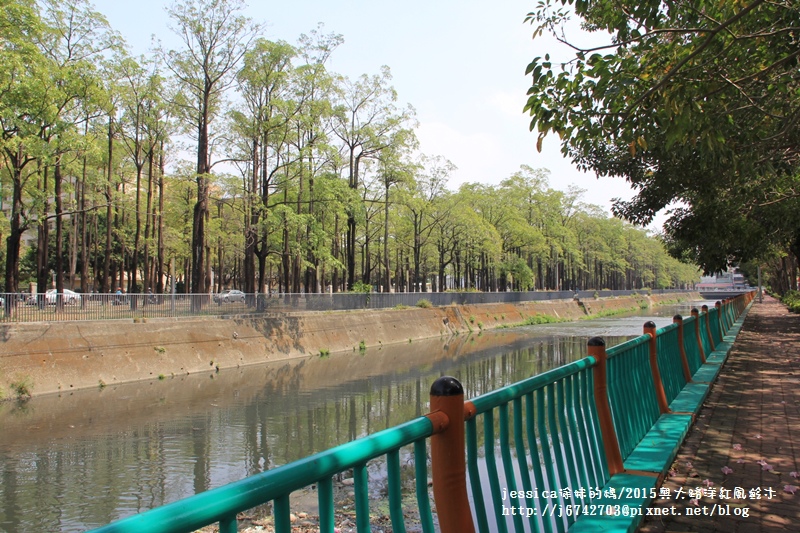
524 0 800 293
0 0 699 304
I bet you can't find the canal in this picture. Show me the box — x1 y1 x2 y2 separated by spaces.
0 302 708 532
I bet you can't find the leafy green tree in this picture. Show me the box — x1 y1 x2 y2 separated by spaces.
231 37 299 293
1 0 46 298
331 66 415 290
0 1 704 296
524 0 800 276
375 139 416 292
165 0 259 298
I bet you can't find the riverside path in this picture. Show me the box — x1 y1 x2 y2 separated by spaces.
640 294 800 532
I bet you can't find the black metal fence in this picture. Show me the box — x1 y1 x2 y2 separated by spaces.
0 289 692 324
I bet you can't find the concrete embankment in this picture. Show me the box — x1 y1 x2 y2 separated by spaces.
0 292 700 399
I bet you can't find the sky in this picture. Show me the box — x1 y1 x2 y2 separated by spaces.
90 0 657 227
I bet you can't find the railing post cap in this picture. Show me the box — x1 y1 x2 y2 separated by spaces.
701 304 709 311
588 336 605 347
673 314 683 321
430 376 464 397
644 320 657 329
691 307 699 314
715 301 722 307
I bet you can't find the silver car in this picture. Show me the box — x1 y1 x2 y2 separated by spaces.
45 289 81 305
214 289 245 303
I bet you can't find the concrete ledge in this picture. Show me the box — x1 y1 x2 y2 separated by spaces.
0 292 701 399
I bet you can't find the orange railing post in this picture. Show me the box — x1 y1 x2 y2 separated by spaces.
588 337 624 475
428 376 475 533
673 315 693 383
644 321 670 414
701 304 716 351
691 308 707 363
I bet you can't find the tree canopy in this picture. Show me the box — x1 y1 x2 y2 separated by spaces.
0 0 700 307
524 0 800 286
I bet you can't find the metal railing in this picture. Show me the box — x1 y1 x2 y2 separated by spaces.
465 357 606 533
89 292 755 533
0 288 694 323
91 415 438 533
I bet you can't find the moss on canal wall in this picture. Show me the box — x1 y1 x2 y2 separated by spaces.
0 292 700 399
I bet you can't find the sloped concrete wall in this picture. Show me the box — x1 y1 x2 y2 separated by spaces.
0 292 701 399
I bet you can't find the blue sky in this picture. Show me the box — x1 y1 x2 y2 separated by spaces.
91 0 650 224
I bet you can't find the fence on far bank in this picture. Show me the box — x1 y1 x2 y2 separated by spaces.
0 288 698 324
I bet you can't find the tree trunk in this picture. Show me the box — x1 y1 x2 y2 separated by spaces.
383 183 391 292
157 141 166 294
4 146 29 299
102 117 114 293
36 165 50 304
191 96 211 300
54 154 65 308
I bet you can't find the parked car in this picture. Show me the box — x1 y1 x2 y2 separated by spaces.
213 289 245 303
45 289 81 305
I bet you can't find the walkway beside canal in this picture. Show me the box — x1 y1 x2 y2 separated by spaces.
640 295 800 532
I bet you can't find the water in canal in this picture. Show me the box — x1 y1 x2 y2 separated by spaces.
0 302 709 532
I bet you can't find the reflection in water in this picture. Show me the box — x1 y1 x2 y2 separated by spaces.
0 305 700 532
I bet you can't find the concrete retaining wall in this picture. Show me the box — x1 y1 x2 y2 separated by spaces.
0 292 701 399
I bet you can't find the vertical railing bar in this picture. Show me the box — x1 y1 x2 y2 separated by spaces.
386 449 407 533
568 372 592 506
702 305 716 352
608 355 628 458
466 417 490 533
318 477 335 533
219 515 238 533
513 396 540 533
273 495 291 533
499 403 524 533
621 349 635 456
669 328 685 393
683 315 700 374
670 329 683 392
657 333 671 401
483 409 508 533
636 343 653 443
353 463 371 532
583 367 608 491
414 439 436 533
555 379 579 521
525 392 548 533
545 383 567 533
692 309 707 363
633 344 648 442
537 387 560 533
575 369 599 490
724 302 732 333
635 343 651 445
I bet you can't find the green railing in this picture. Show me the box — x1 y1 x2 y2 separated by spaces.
655 323 685 404
682 313 703 374
606 335 659 461
91 292 755 533
465 357 605 533
92 416 439 533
